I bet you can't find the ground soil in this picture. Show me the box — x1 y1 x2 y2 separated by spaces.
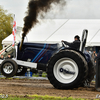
0 78 99 99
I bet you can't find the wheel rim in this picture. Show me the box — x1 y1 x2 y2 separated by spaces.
3 63 13 74
53 58 79 84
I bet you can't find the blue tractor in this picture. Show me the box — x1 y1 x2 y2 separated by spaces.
0 29 95 89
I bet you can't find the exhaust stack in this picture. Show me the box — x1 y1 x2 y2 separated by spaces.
19 34 25 51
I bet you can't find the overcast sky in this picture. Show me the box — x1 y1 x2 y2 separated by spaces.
0 0 100 27
0 0 100 45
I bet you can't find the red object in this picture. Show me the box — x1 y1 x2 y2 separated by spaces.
12 15 16 46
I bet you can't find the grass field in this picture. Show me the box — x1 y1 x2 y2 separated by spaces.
0 95 99 100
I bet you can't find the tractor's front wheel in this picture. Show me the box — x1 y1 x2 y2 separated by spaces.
47 50 88 89
0 59 18 77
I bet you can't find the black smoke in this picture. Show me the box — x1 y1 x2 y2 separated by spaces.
22 0 66 39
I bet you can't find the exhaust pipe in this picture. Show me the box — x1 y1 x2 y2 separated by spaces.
19 34 25 51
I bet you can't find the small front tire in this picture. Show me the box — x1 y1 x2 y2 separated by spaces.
0 59 18 77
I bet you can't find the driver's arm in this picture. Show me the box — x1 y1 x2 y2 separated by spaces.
62 41 72 47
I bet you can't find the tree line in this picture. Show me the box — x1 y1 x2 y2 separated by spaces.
0 6 13 49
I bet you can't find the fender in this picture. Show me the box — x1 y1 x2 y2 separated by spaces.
47 46 87 65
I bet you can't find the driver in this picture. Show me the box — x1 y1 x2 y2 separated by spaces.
62 35 80 50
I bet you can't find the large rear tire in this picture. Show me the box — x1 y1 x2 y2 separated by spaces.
47 50 88 89
86 60 96 83
0 59 18 77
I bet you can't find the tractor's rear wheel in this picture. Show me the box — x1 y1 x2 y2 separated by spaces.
85 60 96 85
0 59 18 77
47 50 88 89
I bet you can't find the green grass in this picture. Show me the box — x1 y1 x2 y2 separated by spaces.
32 72 47 77
42 72 47 77
0 95 99 100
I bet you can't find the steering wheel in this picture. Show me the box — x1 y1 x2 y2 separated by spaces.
61 41 65 47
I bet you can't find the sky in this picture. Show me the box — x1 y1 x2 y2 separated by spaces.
0 0 28 26
0 0 100 45
0 0 100 26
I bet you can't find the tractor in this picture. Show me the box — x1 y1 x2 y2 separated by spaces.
0 29 95 89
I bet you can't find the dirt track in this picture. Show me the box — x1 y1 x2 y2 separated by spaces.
0 78 99 99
